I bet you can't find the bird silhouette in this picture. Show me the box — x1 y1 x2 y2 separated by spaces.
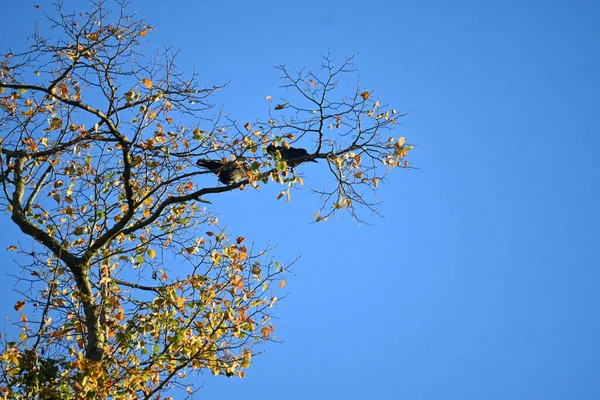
196 159 249 185
267 144 317 165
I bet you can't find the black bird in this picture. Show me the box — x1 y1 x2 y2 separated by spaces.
196 159 249 185
267 144 317 165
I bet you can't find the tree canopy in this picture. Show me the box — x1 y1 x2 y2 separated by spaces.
0 1 413 398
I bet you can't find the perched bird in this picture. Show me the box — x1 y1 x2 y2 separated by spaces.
196 159 249 185
267 144 317 165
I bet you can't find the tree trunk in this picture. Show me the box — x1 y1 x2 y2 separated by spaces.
71 264 105 361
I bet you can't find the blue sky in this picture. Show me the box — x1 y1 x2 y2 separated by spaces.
1 0 599 399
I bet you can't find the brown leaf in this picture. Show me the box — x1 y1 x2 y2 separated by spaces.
14 301 25 312
49 117 62 131
361 91 370 100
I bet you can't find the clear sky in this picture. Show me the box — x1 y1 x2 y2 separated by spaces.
1 0 599 399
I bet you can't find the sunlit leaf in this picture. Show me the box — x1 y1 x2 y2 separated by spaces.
141 79 153 89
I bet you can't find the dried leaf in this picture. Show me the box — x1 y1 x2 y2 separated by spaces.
14 301 25 312
49 117 62 131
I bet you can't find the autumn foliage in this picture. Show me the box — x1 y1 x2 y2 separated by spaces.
0 1 412 398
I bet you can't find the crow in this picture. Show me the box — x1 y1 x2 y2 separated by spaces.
267 144 317 165
196 159 249 185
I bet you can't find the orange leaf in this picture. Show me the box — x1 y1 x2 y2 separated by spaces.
138 29 149 37
361 91 370 100
141 79 153 89
116 307 125 321
279 280 286 288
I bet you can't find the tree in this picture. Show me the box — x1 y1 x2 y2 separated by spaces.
0 1 413 398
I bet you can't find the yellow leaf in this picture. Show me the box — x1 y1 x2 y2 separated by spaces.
148 248 156 259
141 79 153 89
175 297 186 308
